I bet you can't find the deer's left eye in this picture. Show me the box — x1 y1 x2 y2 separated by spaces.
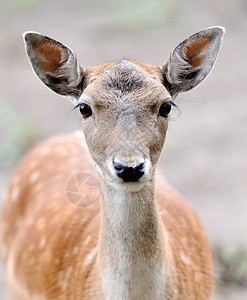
159 102 172 118
79 103 92 118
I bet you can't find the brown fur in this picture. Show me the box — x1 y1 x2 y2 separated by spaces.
1 132 213 299
1 27 225 299
37 42 68 73
184 39 209 67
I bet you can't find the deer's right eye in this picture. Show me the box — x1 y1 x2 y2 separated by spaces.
79 103 92 118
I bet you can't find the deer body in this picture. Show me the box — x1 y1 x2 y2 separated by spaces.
1 27 225 299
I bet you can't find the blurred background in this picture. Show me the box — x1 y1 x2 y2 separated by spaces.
0 0 246 299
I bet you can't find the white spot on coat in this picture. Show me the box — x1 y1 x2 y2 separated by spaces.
29 171 40 183
73 247 78 254
40 147 50 156
84 235 92 246
39 238 46 250
65 231 71 239
84 246 97 267
180 252 192 265
11 186 20 203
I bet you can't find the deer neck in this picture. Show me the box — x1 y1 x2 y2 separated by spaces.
97 179 168 300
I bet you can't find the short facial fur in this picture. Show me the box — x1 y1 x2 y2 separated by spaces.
23 26 225 190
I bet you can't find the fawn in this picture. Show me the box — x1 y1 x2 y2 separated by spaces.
1 26 225 299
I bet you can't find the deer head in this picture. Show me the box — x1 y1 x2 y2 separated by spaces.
23 27 224 192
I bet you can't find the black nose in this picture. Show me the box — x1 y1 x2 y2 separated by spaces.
113 161 145 182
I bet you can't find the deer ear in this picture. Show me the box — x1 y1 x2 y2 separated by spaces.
23 32 84 100
163 26 225 96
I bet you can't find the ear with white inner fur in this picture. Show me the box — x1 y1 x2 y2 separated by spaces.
163 26 225 96
23 32 83 102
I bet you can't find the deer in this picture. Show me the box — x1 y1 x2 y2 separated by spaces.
1 26 225 300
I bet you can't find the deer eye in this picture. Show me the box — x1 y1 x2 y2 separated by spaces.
159 101 172 118
79 103 92 118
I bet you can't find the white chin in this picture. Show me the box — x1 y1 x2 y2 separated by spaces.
108 180 145 192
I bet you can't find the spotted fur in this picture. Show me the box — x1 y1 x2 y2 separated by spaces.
1 27 225 300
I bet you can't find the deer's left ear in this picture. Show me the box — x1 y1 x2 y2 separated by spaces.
163 26 225 96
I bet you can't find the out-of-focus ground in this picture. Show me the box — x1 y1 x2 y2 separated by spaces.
0 0 247 299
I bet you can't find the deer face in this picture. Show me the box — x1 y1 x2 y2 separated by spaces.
78 61 171 189
23 27 224 190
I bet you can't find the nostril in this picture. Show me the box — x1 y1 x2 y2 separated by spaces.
136 162 145 170
113 162 125 172
113 161 145 182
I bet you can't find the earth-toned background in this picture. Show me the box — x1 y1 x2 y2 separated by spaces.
0 0 246 299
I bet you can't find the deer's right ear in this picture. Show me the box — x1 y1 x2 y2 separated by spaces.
23 32 84 101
